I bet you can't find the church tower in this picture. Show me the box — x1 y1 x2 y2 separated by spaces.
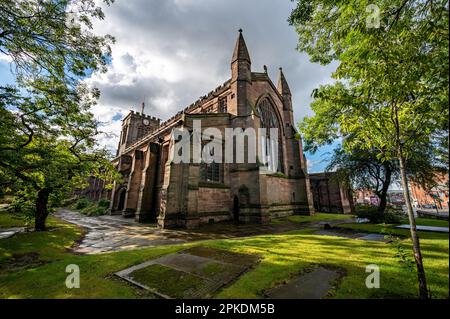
117 103 160 156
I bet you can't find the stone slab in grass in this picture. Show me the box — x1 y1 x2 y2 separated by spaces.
128 264 221 299
183 246 260 267
0 227 25 240
395 224 449 233
314 230 389 242
357 233 387 242
314 230 365 239
266 267 340 299
115 246 259 299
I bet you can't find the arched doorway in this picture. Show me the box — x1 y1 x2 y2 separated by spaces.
233 196 240 224
117 188 126 211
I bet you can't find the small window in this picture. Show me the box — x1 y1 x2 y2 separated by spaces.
137 127 143 138
219 97 227 113
121 126 128 144
200 161 223 183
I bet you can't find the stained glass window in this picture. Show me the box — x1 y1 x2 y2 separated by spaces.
200 161 223 183
257 98 284 173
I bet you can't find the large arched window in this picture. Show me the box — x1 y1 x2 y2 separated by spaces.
257 98 284 173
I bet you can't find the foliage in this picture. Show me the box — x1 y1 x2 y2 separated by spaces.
75 197 91 210
289 0 448 298
0 0 119 230
328 147 395 213
354 204 401 224
385 232 416 270
72 196 108 216
98 199 110 208
289 0 448 161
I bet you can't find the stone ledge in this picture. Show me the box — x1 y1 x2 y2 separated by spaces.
198 182 230 189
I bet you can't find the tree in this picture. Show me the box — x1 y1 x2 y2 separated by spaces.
327 147 395 214
0 0 117 230
289 0 448 298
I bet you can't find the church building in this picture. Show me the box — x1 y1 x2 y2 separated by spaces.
94 30 315 228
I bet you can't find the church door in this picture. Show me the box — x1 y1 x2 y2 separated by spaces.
233 196 240 224
118 188 126 211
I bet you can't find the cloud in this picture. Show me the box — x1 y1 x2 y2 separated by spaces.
84 0 337 154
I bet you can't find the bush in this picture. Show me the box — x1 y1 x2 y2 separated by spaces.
75 197 91 210
62 196 78 207
354 204 401 224
98 199 110 208
383 209 402 224
91 207 107 216
73 197 108 216
82 205 106 216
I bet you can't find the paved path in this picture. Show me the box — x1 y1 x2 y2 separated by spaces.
395 224 449 233
55 210 221 254
54 209 357 255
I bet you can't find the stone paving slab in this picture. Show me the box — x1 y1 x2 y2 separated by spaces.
314 230 365 239
357 233 387 242
395 224 449 233
0 227 25 240
314 230 389 242
266 267 340 299
115 247 259 299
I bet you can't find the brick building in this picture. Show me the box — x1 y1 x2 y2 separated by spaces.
410 173 449 209
88 31 315 228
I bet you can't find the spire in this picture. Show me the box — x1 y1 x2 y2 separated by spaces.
277 67 291 96
231 29 251 64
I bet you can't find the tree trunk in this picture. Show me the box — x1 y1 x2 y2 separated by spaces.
398 147 429 299
35 188 50 231
377 163 392 214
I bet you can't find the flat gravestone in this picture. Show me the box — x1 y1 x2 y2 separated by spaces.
357 233 387 242
115 246 259 299
266 267 340 299
314 230 364 239
0 227 25 240
395 224 449 233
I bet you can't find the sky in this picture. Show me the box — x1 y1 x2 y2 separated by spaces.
0 0 339 173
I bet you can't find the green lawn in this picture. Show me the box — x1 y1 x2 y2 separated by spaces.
412 218 449 228
0 210 31 228
273 212 355 224
0 210 448 299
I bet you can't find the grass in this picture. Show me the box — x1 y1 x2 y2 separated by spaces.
211 226 448 299
0 213 188 298
0 209 448 299
284 212 355 224
411 218 448 228
129 264 209 299
0 210 30 228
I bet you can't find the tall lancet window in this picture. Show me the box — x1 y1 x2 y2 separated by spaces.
257 98 284 173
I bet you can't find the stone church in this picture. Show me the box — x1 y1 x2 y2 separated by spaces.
88 30 315 228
